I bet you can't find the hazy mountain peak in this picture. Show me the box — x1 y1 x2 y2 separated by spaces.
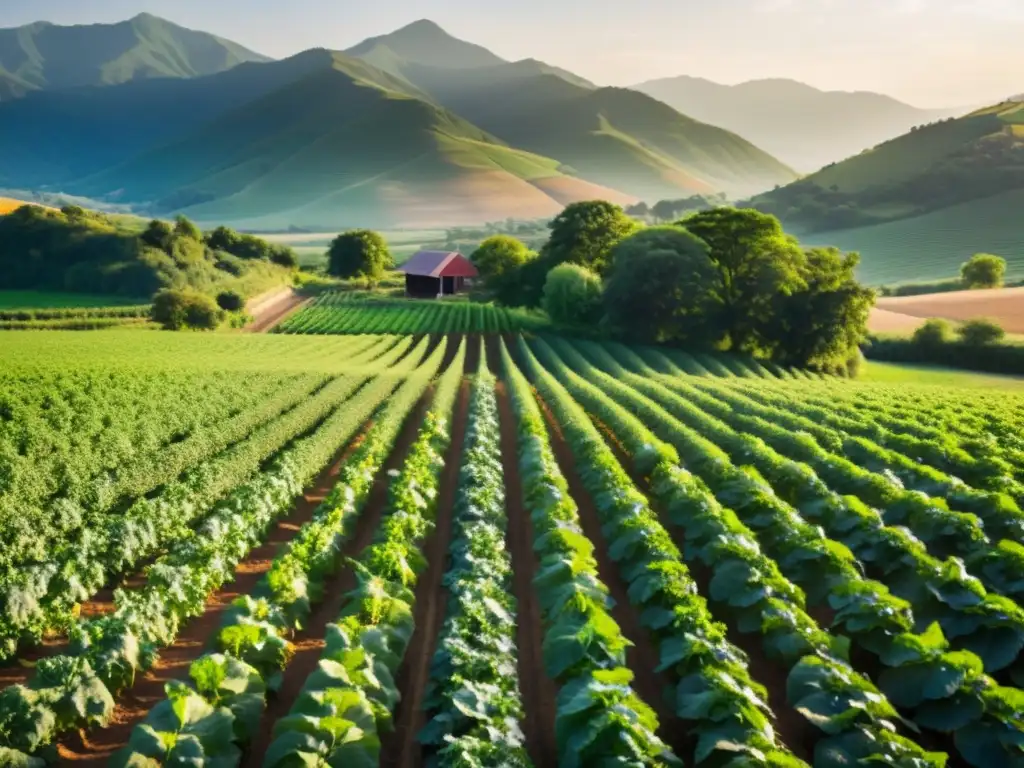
346 19 505 71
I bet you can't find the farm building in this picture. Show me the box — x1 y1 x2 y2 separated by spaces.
400 250 478 298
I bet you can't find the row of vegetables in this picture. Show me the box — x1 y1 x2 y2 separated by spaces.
569 339 1024 681
531 335 1024 767
0 349 420 761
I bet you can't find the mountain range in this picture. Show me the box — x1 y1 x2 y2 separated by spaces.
633 76 962 172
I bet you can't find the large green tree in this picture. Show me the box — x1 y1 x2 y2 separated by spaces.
542 264 603 327
542 201 639 275
961 253 1006 289
680 207 805 352
470 235 533 282
327 230 394 283
603 227 720 345
762 247 875 373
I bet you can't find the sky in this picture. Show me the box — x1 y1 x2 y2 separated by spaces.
1 0 1020 107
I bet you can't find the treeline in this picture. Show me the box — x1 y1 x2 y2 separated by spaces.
0 205 297 299
868 323 1024 376
0 304 151 321
467 201 872 374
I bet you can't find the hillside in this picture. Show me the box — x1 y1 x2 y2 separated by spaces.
0 13 268 99
345 19 506 77
753 101 1024 233
633 76 958 171
71 52 629 229
801 188 1024 285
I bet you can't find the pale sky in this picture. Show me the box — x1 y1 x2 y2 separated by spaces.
1 0 1020 107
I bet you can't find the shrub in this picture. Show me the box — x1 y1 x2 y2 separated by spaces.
269 246 299 269
327 230 394 283
961 253 1006 289
958 318 1005 346
151 289 223 330
542 263 603 327
216 290 246 313
912 318 953 349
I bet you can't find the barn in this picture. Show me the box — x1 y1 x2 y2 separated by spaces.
400 250 479 298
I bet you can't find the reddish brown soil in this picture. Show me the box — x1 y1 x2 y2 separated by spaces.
535 395 693 760
241 390 435 767
494 378 560 766
55 422 375 764
380 379 470 768
246 289 310 333
464 334 482 375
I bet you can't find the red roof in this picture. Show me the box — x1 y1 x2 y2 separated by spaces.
400 250 478 278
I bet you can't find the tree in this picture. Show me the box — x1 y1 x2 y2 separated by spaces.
140 219 173 251
205 226 242 254
327 230 394 283
542 264 604 327
470 235 533 283
912 318 953 349
680 207 805 352
961 253 1006 289
959 318 1005 346
541 201 639 275
173 215 202 241
151 289 223 330
216 290 245 312
269 246 299 269
763 247 875 373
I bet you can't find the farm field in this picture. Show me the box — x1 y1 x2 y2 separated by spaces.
875 285 1024 334
0 298 153 331
0 291 145 309
1 327 1024 767
260 229 449 269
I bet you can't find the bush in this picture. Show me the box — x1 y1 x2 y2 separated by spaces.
959 318 1005 346
216 290 246 313
961 253 1006 289
327 230 394 283
542 263 604 327
269 246 298 269
151 289 223 330
912 318 953 349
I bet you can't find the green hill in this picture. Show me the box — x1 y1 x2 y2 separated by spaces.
71 52 628 229
753 100 1024 232
633 76 957 172
0 13 268 98
802 188 1024 285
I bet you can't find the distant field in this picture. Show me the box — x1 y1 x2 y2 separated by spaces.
0 291 145 309
802 188 1024 285
874 286 1024 333
267 229 449 269
860 360 1024 388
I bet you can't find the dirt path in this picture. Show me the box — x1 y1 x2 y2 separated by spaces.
380 379 469 768
241 391 435 767
494 378 559 766
56 422 375 764
245 288 310 333
535 397 692 760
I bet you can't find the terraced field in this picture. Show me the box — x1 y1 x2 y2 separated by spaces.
2 325 1023 767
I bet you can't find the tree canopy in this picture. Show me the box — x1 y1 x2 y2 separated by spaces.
327 230 394 283
961 253 1006 289
470 235 537 306
542 264 603 328
541 200 639 275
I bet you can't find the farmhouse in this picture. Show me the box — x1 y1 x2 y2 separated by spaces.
400 250 478 298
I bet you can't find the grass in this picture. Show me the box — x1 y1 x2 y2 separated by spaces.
860 359 1024 389
0 291 147 309
803 188 1024 285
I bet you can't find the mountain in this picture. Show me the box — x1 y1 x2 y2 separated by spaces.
752 101 1024 283
0 17 796 227
68 51 631 229
633 76 959 172
0 13 269 99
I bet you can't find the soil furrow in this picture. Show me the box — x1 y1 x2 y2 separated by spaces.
55 419 377 764
536 395 694 760
380 378 470 768
241 389 436 767
494 378 559 766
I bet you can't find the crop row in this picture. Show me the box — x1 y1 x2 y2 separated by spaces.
532 336 1024 767
0 304 151 321
500 339 682 766
0 359 414 759
111 337 459 765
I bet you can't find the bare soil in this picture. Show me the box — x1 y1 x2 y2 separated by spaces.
535 394 694 760
874 286 1024 334
380 379 470 768
246 288 310 333
55 422 375 764
241 390 435 767
494 377 559 766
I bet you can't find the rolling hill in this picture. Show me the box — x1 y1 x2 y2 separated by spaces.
70 52 631 229
632 76 958 172
0 13 268 99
